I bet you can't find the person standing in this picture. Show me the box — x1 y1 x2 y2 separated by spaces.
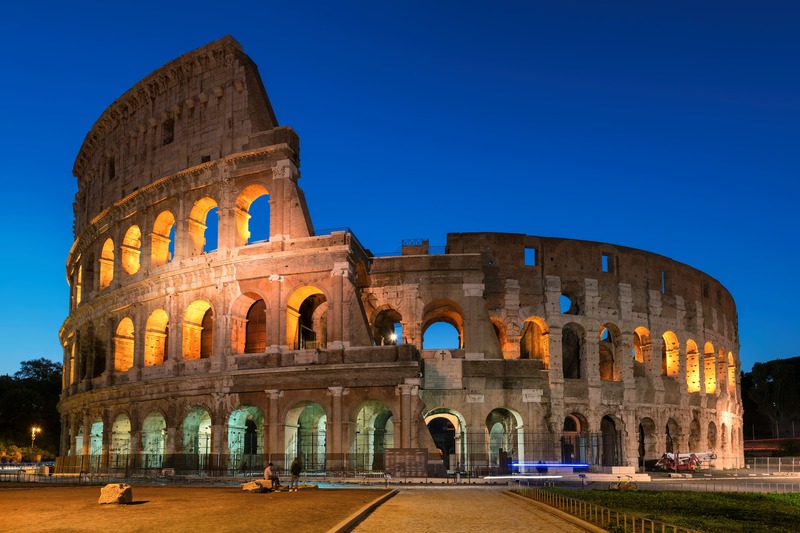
289 457 302 492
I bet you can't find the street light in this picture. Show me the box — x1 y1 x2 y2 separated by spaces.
31 426 41 456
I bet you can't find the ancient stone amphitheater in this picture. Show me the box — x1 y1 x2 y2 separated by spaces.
58 36 742 477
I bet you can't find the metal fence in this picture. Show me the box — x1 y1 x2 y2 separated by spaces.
745 456 800 474
512 488 701 533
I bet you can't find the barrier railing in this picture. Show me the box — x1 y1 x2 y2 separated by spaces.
514 488 701 533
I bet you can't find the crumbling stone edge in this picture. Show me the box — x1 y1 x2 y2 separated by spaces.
326 489 399 533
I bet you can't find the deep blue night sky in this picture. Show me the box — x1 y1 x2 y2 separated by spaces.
1 1 798 375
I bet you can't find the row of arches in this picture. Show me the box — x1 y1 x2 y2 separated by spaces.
71 184 271 307
373 302 738 395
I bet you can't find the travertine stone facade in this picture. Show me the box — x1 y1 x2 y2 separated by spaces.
59 36 743 475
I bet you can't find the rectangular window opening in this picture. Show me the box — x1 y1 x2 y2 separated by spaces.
702 280 709 298
524 247 537 266
601 252 615 273
107 158 116 180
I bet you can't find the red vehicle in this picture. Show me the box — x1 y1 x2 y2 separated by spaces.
655 452 716 472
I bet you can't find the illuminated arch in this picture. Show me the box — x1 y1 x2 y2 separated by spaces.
632 326 651 377
120 225 142 275
230 292 266 354
352 401 395 472
686 339 700 393
520 316 549 367
110 413 131 466
183 300 213 360
661 331 680 377
99 238 115 290
287 286 327 350
727 352 737 394
188 197 219 255
182 406 212 459
486 408 526 472
234 183 270 247
114 317 134 372
704 342 717 394
144 309 169 366
490 317 507 356
285 402 326 472
229 406 264 462
141 411 167 468
151 210 175 267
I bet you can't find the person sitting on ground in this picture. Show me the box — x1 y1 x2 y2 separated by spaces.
264 462 281 490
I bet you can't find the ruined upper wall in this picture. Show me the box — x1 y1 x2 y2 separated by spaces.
72 36 288 235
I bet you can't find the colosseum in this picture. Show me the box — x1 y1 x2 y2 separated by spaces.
57 36 743 478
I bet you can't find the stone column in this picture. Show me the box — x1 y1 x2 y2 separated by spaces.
397 381 419 449
329 263 349 349
265 390 281 457
328 387 346 470
82 412 92 456
462 283 485 357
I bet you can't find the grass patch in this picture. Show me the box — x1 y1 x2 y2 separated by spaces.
515 488 800 532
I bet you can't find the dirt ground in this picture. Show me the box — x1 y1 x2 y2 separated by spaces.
0 483 390 533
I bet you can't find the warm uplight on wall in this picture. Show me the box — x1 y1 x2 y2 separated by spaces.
389 333 397 343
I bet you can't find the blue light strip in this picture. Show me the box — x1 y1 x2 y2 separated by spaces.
511 462 590 468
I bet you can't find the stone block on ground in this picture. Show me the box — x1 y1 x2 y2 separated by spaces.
98 483 133 504
241 480 273 492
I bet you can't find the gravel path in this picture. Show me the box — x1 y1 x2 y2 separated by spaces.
352 487 593 532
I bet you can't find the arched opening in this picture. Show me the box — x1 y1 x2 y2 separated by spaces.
247 191 271 243
113 317 135 372
686 340 700 392
424 408 467 473
83 253 95 294
120 225 142 275
562 323 583 379
245 299 267 353
600 415 619 466
665 418 680 454
632 327 651 377
519 317 549 368
486 408 525 473
235 183 270 246
661 331 680 377
373 307 403 345
704 342 717 394
708 421 718 450
182 407 212 455
560 293 579 315
689 418 702 452
99 238 114 290
285 402 326 472
141 411 166 468
422 322 460 349
599 324 620 381
110 413 131 468
89 418 103 468
287 287 327 350
151 210 175 267
144 309 169 366
727 352 737 394
421 300 463 350
561 413 588 464
188 197 219 255
183 300 213 360
228 406 264 471
638 417 656 470
90 326 106 378
352 401 394 472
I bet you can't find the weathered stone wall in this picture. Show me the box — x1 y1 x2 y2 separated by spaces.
58 37 743 475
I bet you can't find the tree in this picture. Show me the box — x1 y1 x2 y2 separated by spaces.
0 358 62 460
744 356 800 439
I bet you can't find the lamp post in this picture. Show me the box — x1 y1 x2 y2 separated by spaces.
31 427 41 459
